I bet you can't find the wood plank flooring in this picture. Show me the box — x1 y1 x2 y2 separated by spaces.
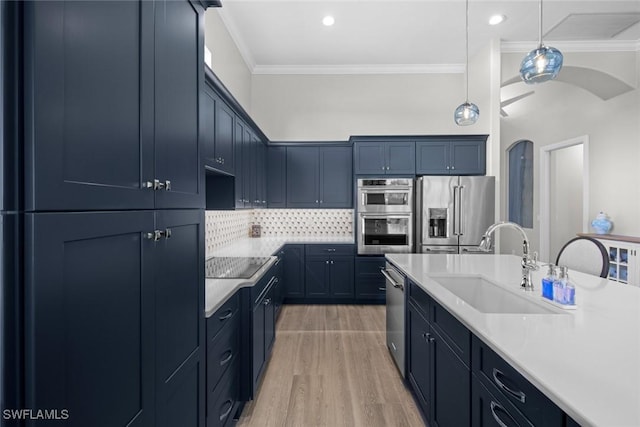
237 305 425 427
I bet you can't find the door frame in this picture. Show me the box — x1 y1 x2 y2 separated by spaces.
539 135 590 262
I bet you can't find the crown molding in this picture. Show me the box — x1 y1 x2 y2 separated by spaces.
252 64 465 75
501 39 640 53
216 8 256 72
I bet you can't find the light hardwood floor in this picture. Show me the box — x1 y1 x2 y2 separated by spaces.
237 305 425 427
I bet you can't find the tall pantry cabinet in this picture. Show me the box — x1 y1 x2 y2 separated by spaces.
1 1 218 426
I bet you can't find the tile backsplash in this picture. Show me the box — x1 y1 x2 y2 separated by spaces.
205 209 354 257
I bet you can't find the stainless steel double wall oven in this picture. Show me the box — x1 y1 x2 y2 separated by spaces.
357 178 414 254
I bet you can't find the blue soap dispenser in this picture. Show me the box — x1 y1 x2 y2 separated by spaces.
542 264 555 300
553 266 568 304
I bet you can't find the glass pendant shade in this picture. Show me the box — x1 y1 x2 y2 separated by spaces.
520 45 563 84
454 102 480 126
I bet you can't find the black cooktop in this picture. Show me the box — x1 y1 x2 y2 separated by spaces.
205 257 271 279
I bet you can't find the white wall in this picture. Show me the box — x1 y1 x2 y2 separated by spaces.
500 50 640 255
204 9 252 112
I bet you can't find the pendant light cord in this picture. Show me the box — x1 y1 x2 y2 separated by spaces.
465 0 469 103
538 0 543 48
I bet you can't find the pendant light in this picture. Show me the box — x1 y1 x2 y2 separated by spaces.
520 0 563 84
454 0 479 126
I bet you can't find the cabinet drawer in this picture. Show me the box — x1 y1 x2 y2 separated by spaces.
207 292 239 343
207 315 239 394
431 301 471 367
305 244 354 257
472 336 564 426
408 280 430 319
472 374 533 427
207 359 239 427
355 256 386 276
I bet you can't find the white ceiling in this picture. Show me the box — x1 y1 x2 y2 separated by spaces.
216 0 640 73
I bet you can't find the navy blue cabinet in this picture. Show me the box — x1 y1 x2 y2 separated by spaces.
304 245 355 299
416 136 487 175
255 139 267 207
407 280 471 426
24 0 155 211
234 119 247 208
24 0 205 211
251 267 277 395
26 211 156 427
286 147 320 208
154 209 205 427
286 145 352 208
153 0 204 210
202 87 234 174
354 141 415 175
282 244 305 299
355 256 386 302
267 147 287 208
26 209 205 426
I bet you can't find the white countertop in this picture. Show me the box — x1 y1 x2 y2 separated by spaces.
386 253 640 427
205 235 354 316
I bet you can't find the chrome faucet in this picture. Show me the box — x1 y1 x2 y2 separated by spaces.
478 221 539 291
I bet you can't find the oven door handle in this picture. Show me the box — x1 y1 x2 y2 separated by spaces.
381 269 404 290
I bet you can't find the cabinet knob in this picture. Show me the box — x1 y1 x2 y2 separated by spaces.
315 200 319 203
381 166 385 170
451 166 455 170
144 229 171 241
386 166 390 171
331 260 334 264
320 200 323 204
446 166 450 170
326 260 329 264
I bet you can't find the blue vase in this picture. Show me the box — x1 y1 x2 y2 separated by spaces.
591 212 612 235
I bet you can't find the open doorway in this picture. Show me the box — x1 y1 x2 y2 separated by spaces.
539 136 590 263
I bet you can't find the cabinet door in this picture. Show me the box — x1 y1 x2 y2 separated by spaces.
213 97 235 175
330 256 355 298
416 141 451 175
408 304 431 419
386 141 416 174
283 245 305 298
155 209 205 427
355 256 386 301
256 140 267 207
305 258 330 298
354 142 385 175
267 147 287 208
202 87 217 170
154 0 204 210
264 285 276 355
25 1 154 211
242 128 255 209
286 146 320 208
431 328 470 427
234 120 245 208
26 211 155 427
252 300 265 391
320 146 353 208
450 139 486 175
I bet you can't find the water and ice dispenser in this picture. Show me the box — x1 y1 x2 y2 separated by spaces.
428 208 448 238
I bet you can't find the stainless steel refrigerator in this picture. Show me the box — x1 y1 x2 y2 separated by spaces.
416 176 495 254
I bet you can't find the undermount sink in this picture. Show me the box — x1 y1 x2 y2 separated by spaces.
432 275 565 314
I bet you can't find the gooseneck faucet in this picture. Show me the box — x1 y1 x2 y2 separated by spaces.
478 221 539 291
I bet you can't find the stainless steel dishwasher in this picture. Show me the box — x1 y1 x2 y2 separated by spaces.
382 261 405 377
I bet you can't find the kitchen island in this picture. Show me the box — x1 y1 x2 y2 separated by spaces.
386 253 640 427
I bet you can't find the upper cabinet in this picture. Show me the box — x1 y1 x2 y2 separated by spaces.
202 87 234 175
266 147 287 208
354 141 415 175
286 145 353 209
24 0 205 211
416 136 487 175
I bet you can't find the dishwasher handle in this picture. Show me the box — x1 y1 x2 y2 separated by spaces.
381 268 404 291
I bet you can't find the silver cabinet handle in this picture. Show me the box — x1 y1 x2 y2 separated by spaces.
331 260 334 264
446 166 450 170
263 298 271 305
451 165 455 170
492 368 526 403
143 179 170 191
219 399 233 422
219 349 233 366
320 200 323 204
326 260 329 264
381 166 385 170
142 181 154 189
144 229 171 241
458 185 464 236
315 200 319 203
326 248 336 252
490 401 516 427
218 310 233 321
386 166 390 170
378 287 386 291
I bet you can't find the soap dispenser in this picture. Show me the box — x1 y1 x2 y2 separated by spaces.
553 266 568 304
542 264 556 300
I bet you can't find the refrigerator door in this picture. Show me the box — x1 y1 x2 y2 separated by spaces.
417 176 458 246
458 176 495 247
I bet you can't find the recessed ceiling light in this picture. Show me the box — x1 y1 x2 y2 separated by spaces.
489 14 506 25
322 15 335 27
